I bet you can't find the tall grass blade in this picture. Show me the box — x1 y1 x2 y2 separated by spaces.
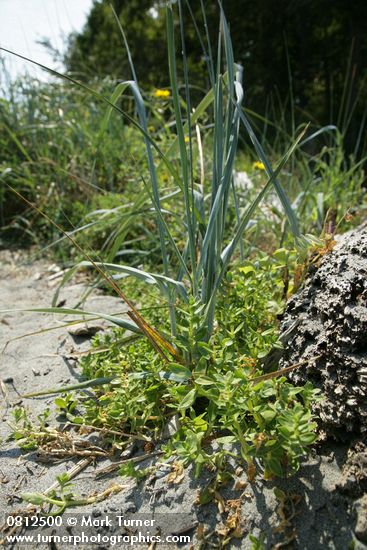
79 261 188 300
237 107 301 237
166 3 197 290
22 376 119 398
203 125 308 329
0 307 140 333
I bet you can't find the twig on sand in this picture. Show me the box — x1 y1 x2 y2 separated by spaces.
95 450 163 478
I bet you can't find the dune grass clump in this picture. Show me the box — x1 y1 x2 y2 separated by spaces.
2 1 325 488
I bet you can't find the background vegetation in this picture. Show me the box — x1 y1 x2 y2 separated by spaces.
1 0 366 250
65 0 367 156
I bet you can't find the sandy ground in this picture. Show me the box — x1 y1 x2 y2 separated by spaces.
0 250 366 549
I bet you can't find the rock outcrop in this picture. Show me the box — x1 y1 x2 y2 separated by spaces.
280 225 367 438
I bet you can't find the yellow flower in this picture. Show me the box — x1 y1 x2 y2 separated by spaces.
184 136 190 143
252 161 265 171
154 89 171 99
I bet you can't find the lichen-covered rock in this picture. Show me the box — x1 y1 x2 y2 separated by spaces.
280 225 367 438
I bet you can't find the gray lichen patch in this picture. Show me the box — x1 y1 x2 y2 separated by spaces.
280 226 367 438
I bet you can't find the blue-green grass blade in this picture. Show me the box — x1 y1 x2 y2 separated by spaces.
196 183 224 279
204 125 308 327
298 125 337 147
222 125 307 267
110 4 138 83
178 0 196 244
166 2 197 287
184 0 214 87
237 106 301 237
0 307 140 333
22 376 119 398
79 261 188 300
155 71 230 172
140 176 192 283
126 81 171 281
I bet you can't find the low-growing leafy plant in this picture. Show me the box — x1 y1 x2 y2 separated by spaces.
9 407 52 451
58 258 320 479
249 532 267 550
